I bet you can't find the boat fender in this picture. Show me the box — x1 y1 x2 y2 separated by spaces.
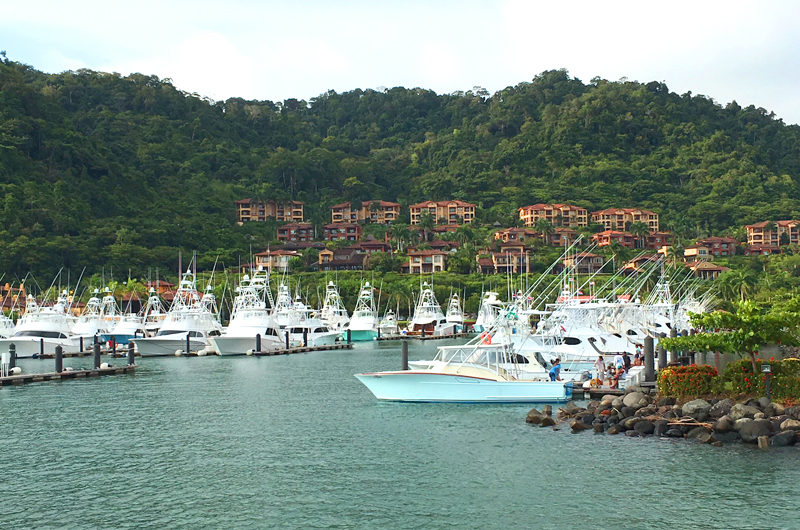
246 349 254 356
175 350 184 357
197 349 208 357
100 362 111 369
64 366 74 372
10 366 22 375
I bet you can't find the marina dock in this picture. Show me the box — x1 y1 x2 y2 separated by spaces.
0 365 136 386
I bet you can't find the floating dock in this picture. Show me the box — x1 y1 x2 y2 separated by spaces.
376 332 474 342
126 342 355 358
0 365 136 387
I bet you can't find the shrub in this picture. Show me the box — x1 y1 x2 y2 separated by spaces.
657 365 718 397
721 357 800 399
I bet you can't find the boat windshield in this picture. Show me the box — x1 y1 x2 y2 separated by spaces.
12 330 69 339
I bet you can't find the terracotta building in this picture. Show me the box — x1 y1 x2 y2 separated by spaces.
330 200 401 224
235 199 304 224
745 220 800 248
591 208 659 232
518 203 588 228
322 223 362 242
277 222 314 242
409 200 476 225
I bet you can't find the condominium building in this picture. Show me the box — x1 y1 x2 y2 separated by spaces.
518 203 588 228
235 199 304 224
322 223 362 242
591 208 659 232
406 249 448 273
744 220 800 247
277 222 314 242
409 200 476 225
330 200 401 224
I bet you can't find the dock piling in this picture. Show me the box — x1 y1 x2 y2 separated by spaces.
127 342 135 365
657 333 667 370
255 333 262 353
401 338 409 370
285 331 290 349
668 328 678 364
9 343 16 370
55 345 63 373
80 336 84 352
644 336 655 382
40 338 44 357
186 333 191 355
303 329 308 347
93 342 101 369
346 329 351 345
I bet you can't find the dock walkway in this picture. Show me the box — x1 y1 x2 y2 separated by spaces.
0 365 136 386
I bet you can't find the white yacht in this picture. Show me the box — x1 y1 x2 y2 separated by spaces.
406 282 455 337
0 291 80 357
132 269 223 356
378 308 400 337
71 289 107 341
472 291 502 332
445 293 465 333
142 287 167 336
286 294 341 347
319 281 350 332
344 281 378 341
209 268 283 356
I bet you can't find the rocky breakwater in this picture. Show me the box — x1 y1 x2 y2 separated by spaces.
525 388 800 448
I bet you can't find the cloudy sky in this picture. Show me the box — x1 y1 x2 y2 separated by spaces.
4 0 800 123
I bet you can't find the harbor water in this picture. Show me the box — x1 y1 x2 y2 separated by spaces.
3 340 799 529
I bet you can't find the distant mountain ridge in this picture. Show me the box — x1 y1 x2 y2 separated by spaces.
0 57 799 277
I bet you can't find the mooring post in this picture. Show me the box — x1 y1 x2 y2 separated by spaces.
401 338 409 370
377 327 381 340
421 326 426 338
9 343 16 370
55 345 63 373
80 336 84 352
303 329 308 347
93 342 101 369
657 333 667 370
186 333 191 355
644 336 655 382
285 330 290 349
39 338 44 357
127 342 135 366
255 333 262 353
346 329 351 345
111 338 117 356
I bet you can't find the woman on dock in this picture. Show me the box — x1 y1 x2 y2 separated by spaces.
593 355 605 386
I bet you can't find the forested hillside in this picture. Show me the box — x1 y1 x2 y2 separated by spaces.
1 55 799 279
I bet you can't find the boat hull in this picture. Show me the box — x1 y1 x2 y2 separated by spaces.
345 329 378 341
132 337 210 357
354 371 573 403
209 335 284 356
0 337 81 358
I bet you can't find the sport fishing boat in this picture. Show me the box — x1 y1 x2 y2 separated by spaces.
71 289 108 341
344 281 378 341
142 287 167 336
378 308 400 337
355 328 572 403
472 291 502 332
209 267 283 356
406 282 455 337
445 293 465 333
319 281 350 332
132 269 223 356
0 291 80 358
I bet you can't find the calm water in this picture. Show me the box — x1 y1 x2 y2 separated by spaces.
3 341 799 529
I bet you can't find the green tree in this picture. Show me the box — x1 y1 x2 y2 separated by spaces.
418 211 435 243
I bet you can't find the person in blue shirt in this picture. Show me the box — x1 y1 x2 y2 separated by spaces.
549 358 562 381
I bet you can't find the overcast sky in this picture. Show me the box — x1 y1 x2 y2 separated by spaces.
4 0 800 124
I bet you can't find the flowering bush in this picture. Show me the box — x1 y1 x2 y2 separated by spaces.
721 357 800 399
657 365 719 397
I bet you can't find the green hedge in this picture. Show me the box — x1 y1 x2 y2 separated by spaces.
721 357 800 399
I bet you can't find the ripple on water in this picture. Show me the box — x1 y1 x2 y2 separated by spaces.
3 342 800 529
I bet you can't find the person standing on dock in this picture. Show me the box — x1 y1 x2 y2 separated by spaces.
593 355 605 385
622 351 631 374
549 358 562 381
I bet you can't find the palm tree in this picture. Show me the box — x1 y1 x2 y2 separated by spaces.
627 221 650 249
533 219 554 245
418 211 435 243
455 225 474 246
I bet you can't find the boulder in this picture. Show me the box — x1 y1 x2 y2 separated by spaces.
713 431 741 443
526 408 544 424
653 420 670 437
620 406 637 418
542 405 553 417
600 394 618 406
739 418 774 443
769 416 787 432
570 420 591 433
758 397 771 410
581 413 596 425
623 391 646 408
593 423 605 434
784 406 800 420
766 402 785 417
625 430 641 437
611 397 625 409
729 404 761 421
563 401 581 414
634 420 655 435
754 412 766 420
665 428 683 438
686 426 713 443
714 416 733 433
635 405 658 417
656 396 677 407
625 385 646 395
623 417 643 430
770 431 797 447
607 424 622 435
682 399 711 420
733 418 753 432
780 418 800 431
709 398 734 418
540 416 556 427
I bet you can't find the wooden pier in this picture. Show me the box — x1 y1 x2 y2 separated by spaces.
570 381 656 399
377 332 474 342
127 342 355 358
0 365 136 387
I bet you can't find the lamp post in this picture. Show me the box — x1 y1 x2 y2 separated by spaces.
762 363 772 401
